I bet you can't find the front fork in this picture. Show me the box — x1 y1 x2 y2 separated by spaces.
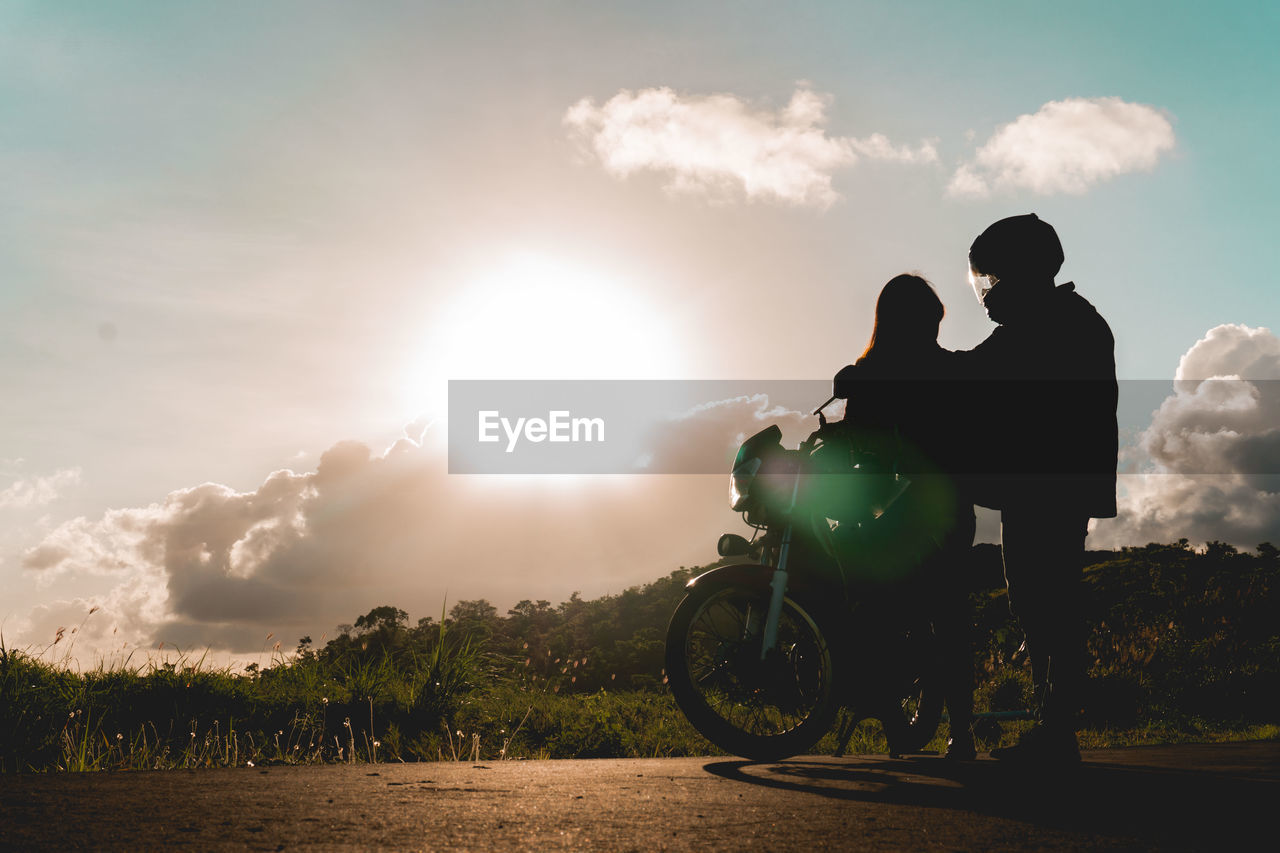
759 460 804 659
754 421 823 660
759 521 793 660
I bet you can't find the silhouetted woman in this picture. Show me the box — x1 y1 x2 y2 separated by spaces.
833 273 977 759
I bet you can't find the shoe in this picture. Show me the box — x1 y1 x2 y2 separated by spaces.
944 734 977 761
990 725 1080 765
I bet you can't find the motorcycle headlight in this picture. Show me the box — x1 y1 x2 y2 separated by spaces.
729 456 762 511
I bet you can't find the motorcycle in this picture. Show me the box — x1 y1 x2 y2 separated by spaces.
664 396 948 761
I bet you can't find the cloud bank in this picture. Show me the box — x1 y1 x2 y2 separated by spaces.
948 97 1175 197
565 86 937 207
13 395 829 657
16 420 745 655
1093 324 1280 548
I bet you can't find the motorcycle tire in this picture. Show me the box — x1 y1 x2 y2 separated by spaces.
665 578 839 761
878 642 944 755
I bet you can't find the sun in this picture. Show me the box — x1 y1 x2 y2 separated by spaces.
402 250 689 418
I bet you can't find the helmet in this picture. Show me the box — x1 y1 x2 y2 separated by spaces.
968 213 1064 292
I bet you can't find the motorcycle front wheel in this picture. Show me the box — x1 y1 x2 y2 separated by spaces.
665 579 838 761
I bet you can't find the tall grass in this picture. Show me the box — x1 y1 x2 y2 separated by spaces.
0 617 486 772
0 645 715 771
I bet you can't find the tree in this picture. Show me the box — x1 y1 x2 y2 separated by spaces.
1204 541 1239 561
449 600 498 624
354 606 408 634
448 599 501 646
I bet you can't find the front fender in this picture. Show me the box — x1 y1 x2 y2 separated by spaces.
685 563 775 592
685 563 835 599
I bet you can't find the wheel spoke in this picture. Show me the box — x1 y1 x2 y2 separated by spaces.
678 588 831 738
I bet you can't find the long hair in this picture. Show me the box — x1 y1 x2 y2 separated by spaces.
859 273 945 363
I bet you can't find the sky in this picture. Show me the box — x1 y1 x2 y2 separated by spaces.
2 0 1278 662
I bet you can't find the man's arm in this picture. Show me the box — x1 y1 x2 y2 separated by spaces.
954 327 1008 379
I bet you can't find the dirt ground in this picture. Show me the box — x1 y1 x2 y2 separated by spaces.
1 742 1277 851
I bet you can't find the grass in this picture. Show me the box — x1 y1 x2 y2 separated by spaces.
0 646 713 770
5 632 1275 773
5 542 1278 772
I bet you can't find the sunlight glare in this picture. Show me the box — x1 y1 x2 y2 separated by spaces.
404 250 687 417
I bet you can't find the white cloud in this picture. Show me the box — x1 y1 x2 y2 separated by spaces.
565 86 937 208
16 572 170 662
21 504 157 579
945 164 990 199
948 97 1175 197
0 467 81 510
1092 324 1280 549
1174 323 1280 387
849 133 939 164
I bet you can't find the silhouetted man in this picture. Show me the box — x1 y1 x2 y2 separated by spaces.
962 214 1118 764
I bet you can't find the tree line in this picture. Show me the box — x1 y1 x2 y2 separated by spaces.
309 540 1280 725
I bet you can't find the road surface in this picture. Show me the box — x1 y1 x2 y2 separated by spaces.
2 743 1276 850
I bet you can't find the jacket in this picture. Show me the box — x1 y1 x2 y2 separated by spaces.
959 282 1118 518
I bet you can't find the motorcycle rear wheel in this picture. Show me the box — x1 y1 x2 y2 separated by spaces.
880 672 944 755
878 623 945 755
665 579 838 761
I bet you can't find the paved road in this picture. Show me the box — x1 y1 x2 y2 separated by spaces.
2 743 1276 851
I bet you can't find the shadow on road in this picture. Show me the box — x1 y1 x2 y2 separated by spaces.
704 744 1280 849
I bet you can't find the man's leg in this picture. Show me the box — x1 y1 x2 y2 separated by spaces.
1036 519 1089 731
995 508 1089 760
